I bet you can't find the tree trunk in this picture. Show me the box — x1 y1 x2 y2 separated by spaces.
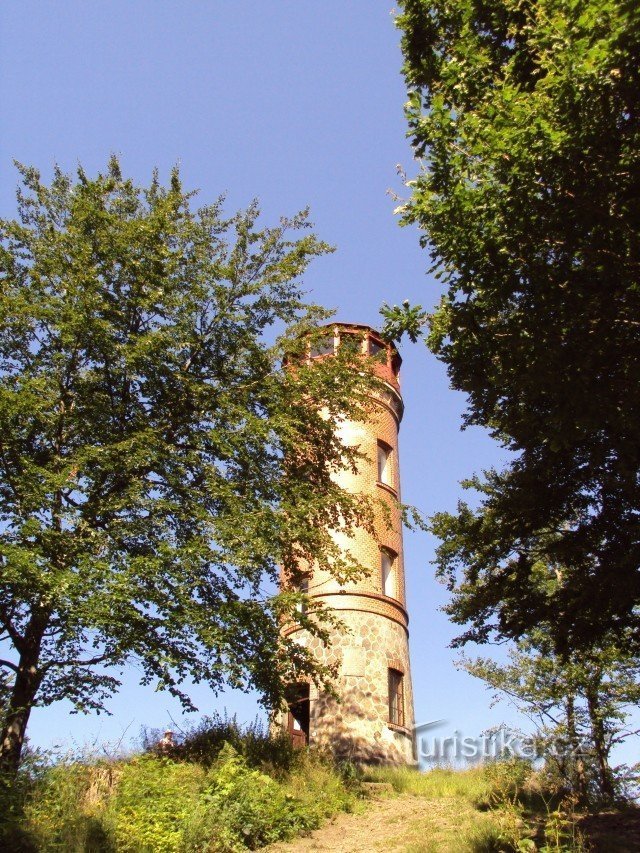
585 686 615 801
566 693 588 804
0 619 46 776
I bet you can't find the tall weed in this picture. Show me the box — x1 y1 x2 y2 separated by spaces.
107 756 204 852
144 713 296 774
182 744 358 851
22 761 120 852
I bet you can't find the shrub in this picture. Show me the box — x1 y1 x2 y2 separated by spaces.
13 729 357 852
461 814 535 853
473 759 534 809
0 746 52 850
181 744 313 852
283 752 358 823
21 761 119 852
145 713 297 774
108 756 204 852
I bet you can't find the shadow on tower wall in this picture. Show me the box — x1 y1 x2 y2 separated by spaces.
312 686 414 765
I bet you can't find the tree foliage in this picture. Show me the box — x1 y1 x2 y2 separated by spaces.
462 625 640 802
396 0 640 648
0 159 376 771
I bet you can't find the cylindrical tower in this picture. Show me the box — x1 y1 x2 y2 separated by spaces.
279 323 415 764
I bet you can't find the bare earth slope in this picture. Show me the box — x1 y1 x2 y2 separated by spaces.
266 794 501 853
267 794 640 853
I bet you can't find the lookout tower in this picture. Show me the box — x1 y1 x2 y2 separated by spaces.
279 323 415 764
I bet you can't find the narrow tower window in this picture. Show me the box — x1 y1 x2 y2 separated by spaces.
297 577 309 614
368 337 385 357
309 335 334 358
338 330 361 351
377 440 393 487
388 668 405 727
381 548 396 598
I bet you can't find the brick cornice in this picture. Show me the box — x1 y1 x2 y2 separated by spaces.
284 591 411 636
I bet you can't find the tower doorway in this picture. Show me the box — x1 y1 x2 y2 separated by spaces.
285 684 310 748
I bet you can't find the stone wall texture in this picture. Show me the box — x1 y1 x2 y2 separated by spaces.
304 610 415 764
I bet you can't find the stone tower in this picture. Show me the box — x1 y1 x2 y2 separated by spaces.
279 323 415 764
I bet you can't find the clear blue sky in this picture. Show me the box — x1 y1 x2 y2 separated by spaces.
2 2 635 766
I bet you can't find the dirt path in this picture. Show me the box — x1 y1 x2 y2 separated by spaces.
266 794 640 853
265 794 486 853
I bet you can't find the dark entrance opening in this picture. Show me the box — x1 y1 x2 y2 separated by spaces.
285 683 310 748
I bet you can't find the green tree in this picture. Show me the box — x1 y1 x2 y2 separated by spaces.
394 0 640 648
462 625 640 802
0 160 375 773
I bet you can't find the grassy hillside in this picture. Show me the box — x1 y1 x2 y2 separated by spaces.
1 719 637 851
1 717 358 852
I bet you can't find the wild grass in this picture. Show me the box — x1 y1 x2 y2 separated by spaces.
362 760 593 852
0 734 615 852
2 719 359 852
362 763 495 802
